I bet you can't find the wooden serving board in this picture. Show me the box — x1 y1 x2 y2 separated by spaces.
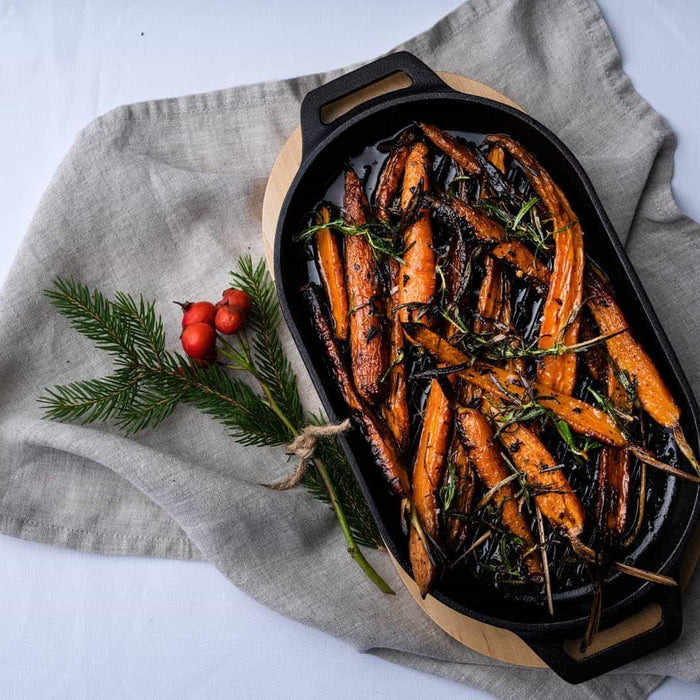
261 70 700 670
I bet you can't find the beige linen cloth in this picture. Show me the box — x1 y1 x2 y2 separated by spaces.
1 0 699 697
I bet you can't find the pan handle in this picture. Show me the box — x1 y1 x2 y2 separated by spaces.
300 51 448 158
519 585 682 684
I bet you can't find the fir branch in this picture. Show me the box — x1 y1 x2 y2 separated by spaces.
39 263 385 570
230 256 305 430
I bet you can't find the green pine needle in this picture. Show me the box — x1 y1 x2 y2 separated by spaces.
39 260 381 550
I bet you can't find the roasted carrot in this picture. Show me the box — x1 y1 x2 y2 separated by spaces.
382 266 411 455
494 416 586 538
398 142 436 324
456 408 543 578
596 366 632 539
579 313 607 382
490 241 552 291
417 122 480 175
315 205 349 340
432 196 506 245
409 379 453 595
487 144 506 173
486 134 585 397
475 256 507 333
302 284 410 497
375 134 413 452
344 168 388 404
404 324 626 446
374 130 414 222
444 426 476 552
585 270 699 472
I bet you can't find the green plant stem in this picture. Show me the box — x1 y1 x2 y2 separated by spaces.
222 351 394 594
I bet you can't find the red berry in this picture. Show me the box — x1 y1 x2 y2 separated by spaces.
181 323 217 359
221 288 252 315
215 305 246 335
180 301 216 328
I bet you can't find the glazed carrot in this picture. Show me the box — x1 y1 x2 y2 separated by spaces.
579 313 607 382
403 324 626 446
376 135 413 452
487 144 506 173
382 265 411 455
494 416 586 538
417 122 480 174
374 129 414 222
490 241 551 291
398 142 436 323
444 426 476 552
315 205 349 340
433 197 506 244
585 270 699 473
344 168 388 404
475 256 507 334
409 379 453 595
597 366 632 539
456 408 543 578
302 284 410 497
486 134 585 397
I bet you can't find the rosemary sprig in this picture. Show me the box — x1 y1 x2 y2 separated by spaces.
39 257 390 592
296 216 406 263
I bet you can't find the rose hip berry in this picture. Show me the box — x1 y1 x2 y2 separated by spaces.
179 301 217 328
220 288 252 315
181 322 216 359
215 305 246 335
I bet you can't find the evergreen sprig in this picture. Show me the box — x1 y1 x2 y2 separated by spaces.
39 257 384 566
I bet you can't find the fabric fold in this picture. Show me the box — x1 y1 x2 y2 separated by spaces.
1 0 698 696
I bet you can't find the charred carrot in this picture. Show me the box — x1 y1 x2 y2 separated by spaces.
303 284 410 498
456 408 543 578
432 196 506 245
398 142 436 324
382 265 411 455
585 270 700 473
374 130 414 222
315 205 349 340
493 416 586 538
485 134 585 397
444 427 476 552
376 135 413 452
490 241 551 290
596 366 632 539
404 324 626 446
344 169 388 404
417 122 480 174
409 379 453 595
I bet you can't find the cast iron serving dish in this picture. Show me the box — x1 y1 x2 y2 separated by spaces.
273 51 700 683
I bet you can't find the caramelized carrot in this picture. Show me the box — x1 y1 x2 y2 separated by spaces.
417 122 481 174
344 169 388 404
404 324 626 446
597 366 632 539
382 266 411 455
302 284 410 497
409 379 452 595
398 142 436 323
486 134 585 396
487 145 506 173
315 205 349 340
374 130 414 222
434 197 506 244
490 241 551 291
585 270 700 474
475 256 506 334
456 408 543 578
376 135 413 452
444 427 476 551
494 416 586 538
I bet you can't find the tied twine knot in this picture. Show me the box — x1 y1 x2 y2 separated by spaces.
262 419 352 491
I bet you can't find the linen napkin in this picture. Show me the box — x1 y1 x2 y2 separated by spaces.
1 0 699 697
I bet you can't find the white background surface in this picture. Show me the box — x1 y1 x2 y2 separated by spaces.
1 1 700 697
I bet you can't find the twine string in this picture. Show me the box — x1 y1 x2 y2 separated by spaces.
262 419 352 491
